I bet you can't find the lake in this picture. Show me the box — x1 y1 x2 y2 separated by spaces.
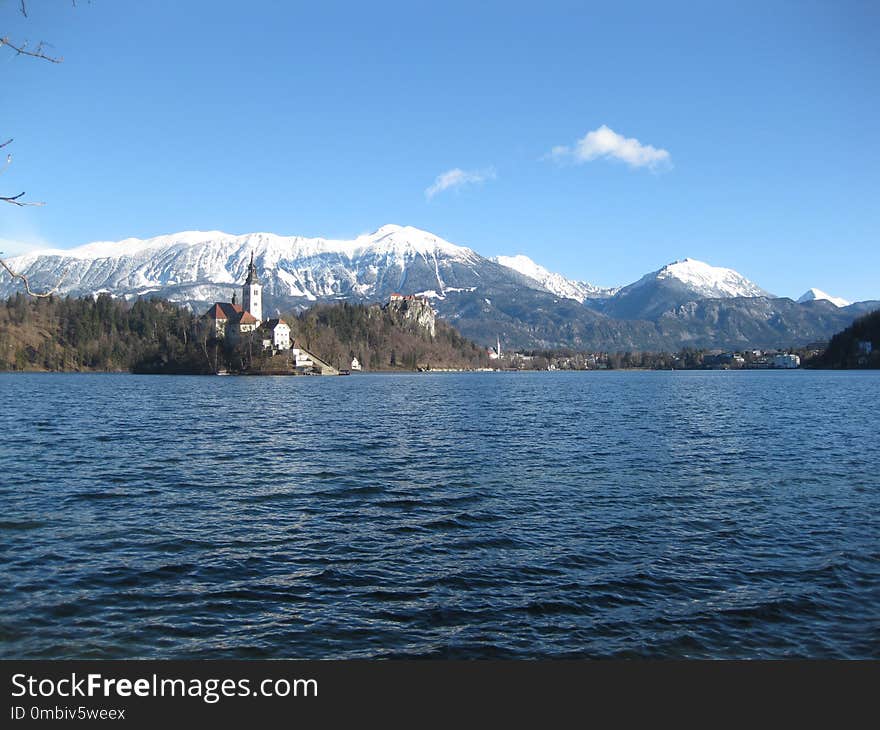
1 370 878 658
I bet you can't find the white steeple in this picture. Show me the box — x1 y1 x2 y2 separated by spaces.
242 252 262 324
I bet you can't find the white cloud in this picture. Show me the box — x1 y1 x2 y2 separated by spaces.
425 167 496 200
547 125 671 170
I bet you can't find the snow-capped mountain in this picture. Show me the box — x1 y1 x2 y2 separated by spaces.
600 257 773 320
1 225 520 306
492 254 617 302
1 226 870 350
797 288 851 308
649 258 771 299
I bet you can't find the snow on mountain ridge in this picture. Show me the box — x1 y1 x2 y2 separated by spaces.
4 230 817 314
493 254 617 302
1 225 486 304
650 257 771 298
797 288 851 308
24 225 477 264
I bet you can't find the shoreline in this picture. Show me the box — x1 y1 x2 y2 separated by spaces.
1 366 873 376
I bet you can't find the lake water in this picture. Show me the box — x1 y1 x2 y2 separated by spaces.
1 370 878 659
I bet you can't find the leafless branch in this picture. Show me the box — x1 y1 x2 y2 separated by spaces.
0 36 63 63
19 1 27 18
0 139 13 149
1 191 44 206
0 256 67 298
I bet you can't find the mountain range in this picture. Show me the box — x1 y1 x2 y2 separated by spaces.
2 224 875 351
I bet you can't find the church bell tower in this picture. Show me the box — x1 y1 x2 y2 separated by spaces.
242 252 262 324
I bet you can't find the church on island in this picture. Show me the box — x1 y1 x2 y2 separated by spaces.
203 254 291 351
198 253 343 376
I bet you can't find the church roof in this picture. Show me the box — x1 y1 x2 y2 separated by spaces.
238 311 259 325
205 302 243 320
262 318 288 329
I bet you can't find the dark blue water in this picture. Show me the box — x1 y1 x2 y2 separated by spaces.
1 371 878 659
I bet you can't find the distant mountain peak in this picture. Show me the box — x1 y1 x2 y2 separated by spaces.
372 223 403 236
357 224 478 261
492 254 616 302
797 288 851 308
652 258 771 298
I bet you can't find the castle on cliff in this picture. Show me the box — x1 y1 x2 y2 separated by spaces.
385 292 436 338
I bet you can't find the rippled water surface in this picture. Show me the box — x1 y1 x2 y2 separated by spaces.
1 370 878 658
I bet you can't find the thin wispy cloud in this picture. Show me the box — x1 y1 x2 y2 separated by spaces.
547 125 671 170
425 167 496 200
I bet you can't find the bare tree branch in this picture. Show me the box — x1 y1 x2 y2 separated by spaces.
1 191 44 206
0 255 67 298
0 36 63 63
0 139 13 149
19 1 27 18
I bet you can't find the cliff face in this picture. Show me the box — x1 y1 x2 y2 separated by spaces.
384 297 436 338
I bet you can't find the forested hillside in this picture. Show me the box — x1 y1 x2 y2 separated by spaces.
290 302 489 371
807 309 880 369
0 295 489 373
0 293 205 373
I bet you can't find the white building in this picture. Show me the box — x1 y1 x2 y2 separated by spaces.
351 357 362 371
291 348 313 369
772 353 800 369
261 318 291 350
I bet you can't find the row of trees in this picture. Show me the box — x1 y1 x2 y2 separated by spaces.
512 347 714 370
0 293 210 373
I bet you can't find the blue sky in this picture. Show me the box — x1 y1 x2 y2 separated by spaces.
1 0 878 300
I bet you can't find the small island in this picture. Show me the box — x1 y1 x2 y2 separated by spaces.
197 253 339 375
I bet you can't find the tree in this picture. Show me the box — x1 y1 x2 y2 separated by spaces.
1 1 76 297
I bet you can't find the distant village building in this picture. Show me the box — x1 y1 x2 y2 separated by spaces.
487 335 502 360
351 357 362 371
772 353 800 369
